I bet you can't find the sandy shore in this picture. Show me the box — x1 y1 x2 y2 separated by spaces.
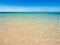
0 18 60 45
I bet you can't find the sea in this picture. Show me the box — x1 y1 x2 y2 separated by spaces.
0 12 60 18
0 12 60 45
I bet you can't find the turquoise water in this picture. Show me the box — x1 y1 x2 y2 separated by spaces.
0 12 60 21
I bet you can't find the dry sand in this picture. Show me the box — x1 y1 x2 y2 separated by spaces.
0 18 60 45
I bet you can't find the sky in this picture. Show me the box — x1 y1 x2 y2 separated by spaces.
0 0 60 12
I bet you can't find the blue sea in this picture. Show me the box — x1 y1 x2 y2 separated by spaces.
0 12 60 21
0 12 60 45
0 12 60 17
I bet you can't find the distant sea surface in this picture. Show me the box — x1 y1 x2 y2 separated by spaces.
0 12 60 18
0 12 60 24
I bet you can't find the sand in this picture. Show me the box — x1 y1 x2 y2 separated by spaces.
0 18 60 45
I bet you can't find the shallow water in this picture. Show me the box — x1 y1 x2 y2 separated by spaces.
0 12 60 45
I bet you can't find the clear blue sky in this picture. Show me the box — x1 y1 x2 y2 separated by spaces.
0 0 60 12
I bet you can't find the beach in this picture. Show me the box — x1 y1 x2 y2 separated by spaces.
0 12 60 45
